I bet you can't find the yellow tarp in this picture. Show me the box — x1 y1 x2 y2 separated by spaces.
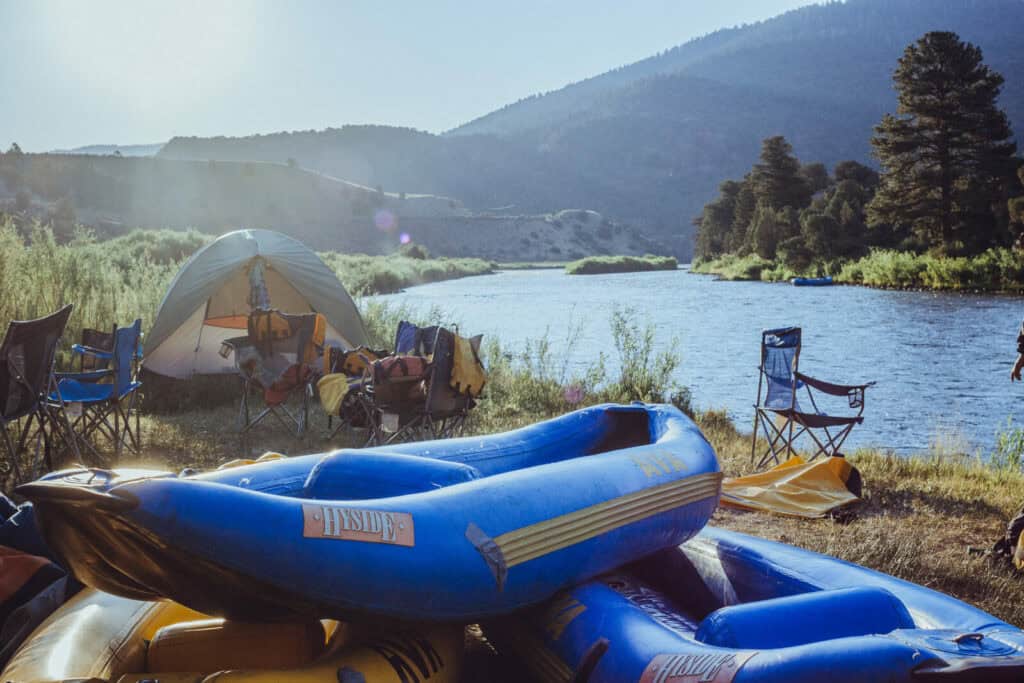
450 334 486 398
721 456 860 519
317 373 362 416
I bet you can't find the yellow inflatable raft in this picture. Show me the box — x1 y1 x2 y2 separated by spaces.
2 588 463 683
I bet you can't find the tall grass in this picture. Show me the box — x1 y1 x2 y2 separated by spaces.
0 222 180 363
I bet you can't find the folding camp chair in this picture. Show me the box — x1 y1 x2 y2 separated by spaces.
53 319 143 459
0 305 79 489
319 345 388 444
228 309 324 437
752 327 874 469
366 325 485 444
73 326 116 371
420 327 484 439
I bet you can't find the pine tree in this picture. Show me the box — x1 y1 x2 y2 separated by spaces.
694 180 742 259
751 136 812 211
869 31 1017 254
730 179 757 252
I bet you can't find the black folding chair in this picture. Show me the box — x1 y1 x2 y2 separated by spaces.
0 305 78 489
365 325 484 445
73 325 116 371
752 327 875 469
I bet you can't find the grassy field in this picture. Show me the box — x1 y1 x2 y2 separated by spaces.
565 254 678 275
694 247 1024 292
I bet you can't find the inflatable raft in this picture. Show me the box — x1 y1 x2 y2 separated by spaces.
21 403 721 622
493 527 1024 682
1 587 463 683
790 276 833 286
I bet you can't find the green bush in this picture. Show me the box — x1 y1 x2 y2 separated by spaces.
565 254 677 275
834 248 1024 291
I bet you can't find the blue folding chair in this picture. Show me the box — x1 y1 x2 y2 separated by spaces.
752 327 875 469
52 319 143 459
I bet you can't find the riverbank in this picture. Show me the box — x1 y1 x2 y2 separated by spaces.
566 254 678 275
693 248 1024 292
319 251 494 295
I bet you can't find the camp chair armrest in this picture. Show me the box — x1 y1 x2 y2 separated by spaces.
71 344 113 360
795 372 874 396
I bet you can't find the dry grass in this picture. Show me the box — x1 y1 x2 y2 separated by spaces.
699 408 1024 627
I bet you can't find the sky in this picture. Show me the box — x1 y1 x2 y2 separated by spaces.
1 1 818 152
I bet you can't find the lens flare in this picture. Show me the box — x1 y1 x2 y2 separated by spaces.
374 209 396 232
399 232 411 244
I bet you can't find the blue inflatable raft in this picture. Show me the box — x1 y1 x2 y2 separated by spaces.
492 526 1024 682
790 276 833 286
20 403 721 622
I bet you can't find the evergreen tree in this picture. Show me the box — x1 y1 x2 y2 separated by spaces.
730 178 757 252
800 162 831 195
1008 166 1024 235
833 160 879 190
751 136 812 211
694 180 741 259
869 31 1017 254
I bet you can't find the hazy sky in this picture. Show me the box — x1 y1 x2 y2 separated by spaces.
1 1 818 151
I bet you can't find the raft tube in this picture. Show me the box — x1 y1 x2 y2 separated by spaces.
1 587 463 683
20 403 721 622
790 276 833 286
493 526 1024 683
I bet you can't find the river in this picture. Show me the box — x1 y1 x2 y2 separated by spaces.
373 267 1024 454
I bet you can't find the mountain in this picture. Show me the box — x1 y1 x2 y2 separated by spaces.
157 0 1024 259
0 153 655 259
50 143 165 157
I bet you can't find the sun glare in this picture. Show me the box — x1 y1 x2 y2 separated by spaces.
42 0 256 119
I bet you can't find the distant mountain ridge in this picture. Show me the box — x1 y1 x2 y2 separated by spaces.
72 1 1024 258
51 143 165 157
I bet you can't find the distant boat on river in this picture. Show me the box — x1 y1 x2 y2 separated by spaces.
791 276 834 287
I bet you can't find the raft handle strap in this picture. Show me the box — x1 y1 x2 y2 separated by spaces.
466 522 508 592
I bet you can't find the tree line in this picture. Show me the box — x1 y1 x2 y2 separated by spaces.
695 31 1023 270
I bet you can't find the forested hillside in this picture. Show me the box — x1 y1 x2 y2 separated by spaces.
157 0 1024 259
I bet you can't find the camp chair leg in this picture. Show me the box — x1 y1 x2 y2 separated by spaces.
1 423 21 490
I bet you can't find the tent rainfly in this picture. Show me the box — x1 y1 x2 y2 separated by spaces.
143 229 369 380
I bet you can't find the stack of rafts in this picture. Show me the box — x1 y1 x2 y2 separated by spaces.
6 403 1024 682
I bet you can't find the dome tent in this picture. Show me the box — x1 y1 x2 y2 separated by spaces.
143 229 368 380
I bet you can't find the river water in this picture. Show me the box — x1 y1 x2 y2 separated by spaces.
373 268 1024 454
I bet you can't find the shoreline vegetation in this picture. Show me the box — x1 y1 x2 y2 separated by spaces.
693 33 1024 294
692 248 1024 292
565 254 678 275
